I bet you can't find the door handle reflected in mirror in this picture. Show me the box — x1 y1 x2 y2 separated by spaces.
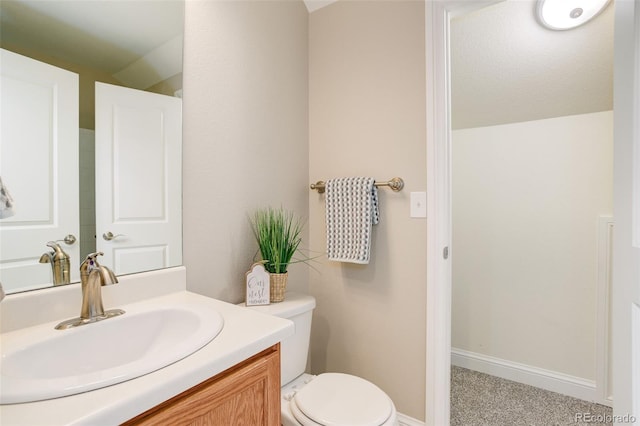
102 232 126 241
56 234 77 245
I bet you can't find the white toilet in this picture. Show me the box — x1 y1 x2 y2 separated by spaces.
242 292 399 426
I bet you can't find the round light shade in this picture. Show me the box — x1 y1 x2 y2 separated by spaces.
537 0 611 30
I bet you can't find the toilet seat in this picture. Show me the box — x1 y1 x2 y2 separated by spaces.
289 373 395 426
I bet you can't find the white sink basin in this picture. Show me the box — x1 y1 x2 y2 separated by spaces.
0 297 224 404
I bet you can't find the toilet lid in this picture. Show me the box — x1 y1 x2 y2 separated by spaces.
291 373 393 426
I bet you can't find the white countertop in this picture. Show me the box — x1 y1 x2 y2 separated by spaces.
0 286 294 425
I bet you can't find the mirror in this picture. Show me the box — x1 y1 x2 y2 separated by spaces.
0 0 184 294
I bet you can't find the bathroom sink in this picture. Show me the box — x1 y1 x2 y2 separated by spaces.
0 297 224 404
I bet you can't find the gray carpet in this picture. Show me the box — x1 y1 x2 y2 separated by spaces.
450 366 613 426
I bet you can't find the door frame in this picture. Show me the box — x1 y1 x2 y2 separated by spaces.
612 0 640 420
424 2 514 424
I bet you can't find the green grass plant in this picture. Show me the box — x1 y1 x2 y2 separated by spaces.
251 207 304 274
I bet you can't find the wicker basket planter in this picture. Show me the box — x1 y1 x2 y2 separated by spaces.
269 272 288 303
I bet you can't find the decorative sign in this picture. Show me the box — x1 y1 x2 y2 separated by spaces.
245 262 270 306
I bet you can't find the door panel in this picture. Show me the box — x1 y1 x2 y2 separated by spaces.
0 49 79 292
114 245 168 276
95 82 182 274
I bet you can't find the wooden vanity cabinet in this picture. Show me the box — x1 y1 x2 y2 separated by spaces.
123 344 281 426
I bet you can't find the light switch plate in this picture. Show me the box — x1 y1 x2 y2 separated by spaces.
410 192 427 218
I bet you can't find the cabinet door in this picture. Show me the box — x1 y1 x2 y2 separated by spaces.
125 345 281 426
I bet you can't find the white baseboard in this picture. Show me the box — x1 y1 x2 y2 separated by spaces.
397 412 425 426
451 348 610 405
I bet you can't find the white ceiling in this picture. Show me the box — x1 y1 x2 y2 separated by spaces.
304 0 338 13
0 0 184 90
451 0 614 129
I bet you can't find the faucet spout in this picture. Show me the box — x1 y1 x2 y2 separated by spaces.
98 264 118 286
55 252 124 330
79 252 119 320
80 265 118 320
39 241 71 286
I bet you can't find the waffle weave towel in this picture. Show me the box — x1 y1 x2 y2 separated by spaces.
0 176 15 219
325 177 379 264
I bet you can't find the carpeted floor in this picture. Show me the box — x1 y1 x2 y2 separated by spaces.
450 366 613 426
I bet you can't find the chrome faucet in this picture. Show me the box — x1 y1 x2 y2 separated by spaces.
55 252 125 330
39 241 71 286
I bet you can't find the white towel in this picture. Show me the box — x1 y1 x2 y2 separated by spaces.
0 176 15 219
325 177 379 264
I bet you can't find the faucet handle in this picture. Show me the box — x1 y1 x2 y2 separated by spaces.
81 252 118 286
85 252 104 261
81 252 104 272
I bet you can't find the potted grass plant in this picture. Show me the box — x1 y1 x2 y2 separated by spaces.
251 206 304 302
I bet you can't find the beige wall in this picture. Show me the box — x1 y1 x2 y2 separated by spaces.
452 111 613 379
182 1 310 301
309 1 427 420
183 0 426 418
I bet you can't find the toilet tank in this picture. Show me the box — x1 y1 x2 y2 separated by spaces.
240 292 315 385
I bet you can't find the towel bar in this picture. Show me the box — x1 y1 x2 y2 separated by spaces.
310 177 404 194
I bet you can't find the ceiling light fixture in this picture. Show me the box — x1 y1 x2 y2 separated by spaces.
536 0 611 30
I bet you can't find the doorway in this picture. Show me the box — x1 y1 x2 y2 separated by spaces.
423 1 640 424
449 0 614 408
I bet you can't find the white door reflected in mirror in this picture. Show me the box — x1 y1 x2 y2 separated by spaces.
95 83 182 276
0 49 80 292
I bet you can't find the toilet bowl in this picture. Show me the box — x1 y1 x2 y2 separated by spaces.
241 292 399 426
